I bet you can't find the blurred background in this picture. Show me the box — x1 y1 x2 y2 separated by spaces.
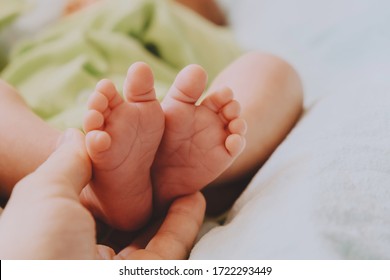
2 0 390 106
2 0 390 259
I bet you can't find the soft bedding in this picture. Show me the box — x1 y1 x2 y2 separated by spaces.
2 0 390 260
0 0 240 129
190 0 390 259
0 0 26 67
0 0 25 30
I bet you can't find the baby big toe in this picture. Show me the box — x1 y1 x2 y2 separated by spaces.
124 62 156 103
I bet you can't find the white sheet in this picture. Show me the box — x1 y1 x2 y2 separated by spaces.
0 0 66 48
2 0 390 260
191 0 390 259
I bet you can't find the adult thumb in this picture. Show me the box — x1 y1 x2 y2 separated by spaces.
16 128 92 199
0 129 94 259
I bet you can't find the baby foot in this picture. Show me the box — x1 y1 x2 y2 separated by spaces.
152 65 247 210
81 62 164 231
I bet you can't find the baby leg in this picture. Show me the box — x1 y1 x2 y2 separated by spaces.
203 52 304 215
0 80 60 198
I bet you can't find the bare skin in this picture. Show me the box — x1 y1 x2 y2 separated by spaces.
82 62 164 231
0 52 303 224
82 62 246 230
61 3 302 213
175 0 227 25
0 128 205 260
0 80 60 197
64 0 227 26
203 52 303 215
152 64 246 211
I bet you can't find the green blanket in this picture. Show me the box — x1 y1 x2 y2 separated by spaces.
0 0 27 68
0 0 26 30
0 0 241 130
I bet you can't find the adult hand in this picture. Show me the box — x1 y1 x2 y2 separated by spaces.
0 129 205 259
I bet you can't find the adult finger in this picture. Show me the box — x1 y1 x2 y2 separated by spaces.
118 192 206 260
0 129 94 259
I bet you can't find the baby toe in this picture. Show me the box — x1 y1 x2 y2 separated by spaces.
87 91 109 112
228 118 247 136
225 134 246 157
95 79 118 100
202 87 233 112
95 79 123 108
83 110 104 133
220 100 241 123
85 130 112 157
